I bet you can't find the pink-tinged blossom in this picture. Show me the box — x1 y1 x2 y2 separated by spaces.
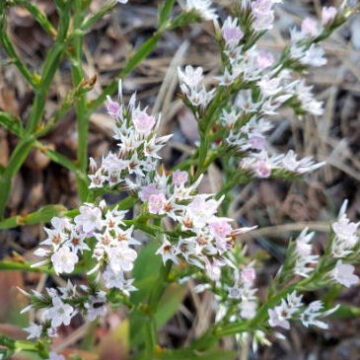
139 184 160 202
222 17 244 48
241 267 256 286
209 219 232 241
322 6 337 25
248 135 266 150
74 205 103 234
132 111 156 136
148 193 166 214
251 0 279 31
331 261 359 288
188 195 220 228
254 159 272 178
172 170 189 186
106 96 122 118
301 18 320 37
51 246 79 274
255 51 275 70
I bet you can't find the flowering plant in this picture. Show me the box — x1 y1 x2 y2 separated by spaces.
0 0 359 359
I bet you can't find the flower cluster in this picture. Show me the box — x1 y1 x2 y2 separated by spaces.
138 170 256 281
14 0 360 358
89 83 171 190
177 0 338 182
268 291 338 331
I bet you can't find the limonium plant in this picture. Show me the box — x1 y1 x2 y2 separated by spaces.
0 0 359 359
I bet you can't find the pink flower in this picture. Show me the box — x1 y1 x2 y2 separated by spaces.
133 111 156 136
148 193 166 214
251 0 275 31
255 51 275 70
222 17 244 48
139 184 160 202
254 159 271 178
322 6 337 25
248 135 266 150
172 170 188 186
301 18 319 37
209 219 232 240
241 267 256 286
106 96 122 118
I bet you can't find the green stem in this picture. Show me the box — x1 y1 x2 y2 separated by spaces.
0 2 38 88
70 0 90 201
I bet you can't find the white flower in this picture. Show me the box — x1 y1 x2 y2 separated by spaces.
275 150 325 174
268 291 303 330
241 300 257 319
187 195 220 228
103 267 137 295
183 0 217 21
43 296 75 328
74 204 103 234
294 228 318 277
156 237 178 265
322 6 337 25
107 242 137 273
51 246 79 274
332 215 359 245
178 66 204 89
331 201 359 257
331 261 359 288
85 292 107 321
257 76 282 97
300 44 327 67
300 301 339 329
268 305 291 330
24 322 42 340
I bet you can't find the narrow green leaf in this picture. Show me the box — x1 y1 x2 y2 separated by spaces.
154 283 187 328
158 0 175 28
0 111 23 136
0 204 67 229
